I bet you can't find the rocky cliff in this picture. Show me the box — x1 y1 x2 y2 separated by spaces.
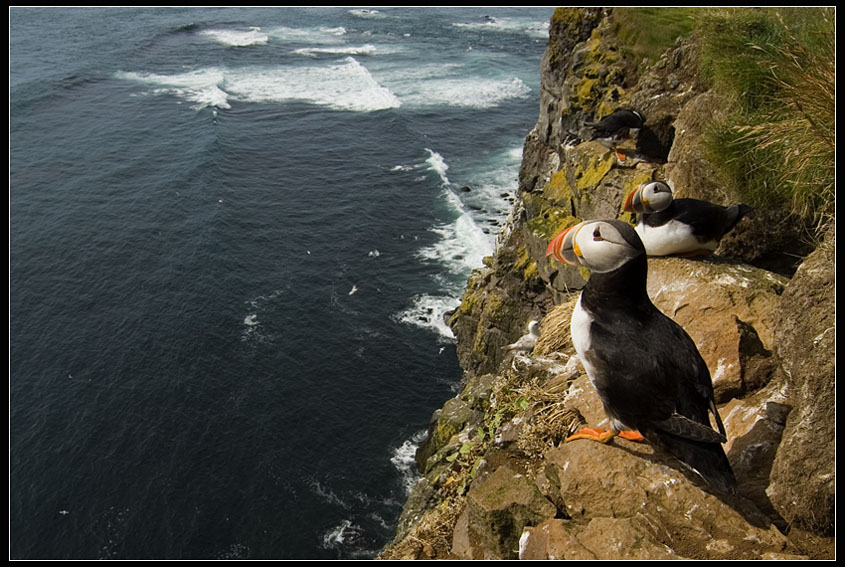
380 8 834 560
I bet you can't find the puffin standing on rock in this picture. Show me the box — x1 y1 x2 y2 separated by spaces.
624 181 753 257
546 219 737 494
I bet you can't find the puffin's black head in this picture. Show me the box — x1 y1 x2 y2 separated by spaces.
546 220 645 273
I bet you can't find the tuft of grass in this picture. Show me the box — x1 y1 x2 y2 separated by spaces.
611 7 699 68
697 8 835 237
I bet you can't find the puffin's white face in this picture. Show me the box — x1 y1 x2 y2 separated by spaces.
623 181 673 213
546 220 642 274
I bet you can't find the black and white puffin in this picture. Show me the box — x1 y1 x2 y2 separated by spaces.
623 181 753 257
585 108 645 145
546 219 737 494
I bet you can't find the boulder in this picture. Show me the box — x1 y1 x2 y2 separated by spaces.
540 438 792 559
462 465 557 559
767 227 835 535
645 256 787 402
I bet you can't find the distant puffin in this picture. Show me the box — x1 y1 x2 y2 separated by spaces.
504 320 540 353
623 181 753 257
585 108 645 145
546 220 737 494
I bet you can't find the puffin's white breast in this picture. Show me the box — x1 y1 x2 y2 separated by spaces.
635 220 717 256
570 294 598 382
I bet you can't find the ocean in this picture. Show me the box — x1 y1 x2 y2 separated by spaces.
9 7 550 559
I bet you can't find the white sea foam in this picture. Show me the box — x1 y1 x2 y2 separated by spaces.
225 57 400 112
424 148 450 186
116 68 231 110
200 27 269 47
394 294 459 342
453 17 550 38
417 149 496 274
293 44 378 58
375 66 532 109
349 8 384 19
321 519 363 549
117 57 400 113
390 430 428 495
266 25 347 44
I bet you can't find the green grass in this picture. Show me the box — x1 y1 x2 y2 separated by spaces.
610 7 699 67
696 8 835 236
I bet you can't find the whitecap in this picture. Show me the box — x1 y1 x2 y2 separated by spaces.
453 17 550 38
293 44 378 58
349 8 384 19
200 28 269 47
224 57 400 112
424 149 450 186
411 76 531 109
115 69 231 110
266 26 346 44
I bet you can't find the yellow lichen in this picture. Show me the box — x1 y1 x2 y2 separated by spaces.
574 151 616 192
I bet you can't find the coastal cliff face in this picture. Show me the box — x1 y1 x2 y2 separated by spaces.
380 8 834 560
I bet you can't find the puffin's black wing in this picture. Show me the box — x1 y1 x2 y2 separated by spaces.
643 199 752 243
585 307 736 493
640 313 736 494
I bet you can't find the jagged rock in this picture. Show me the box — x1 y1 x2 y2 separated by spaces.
720 380 791 529
767 227 835 535
462 465 556 559
417 397 482 473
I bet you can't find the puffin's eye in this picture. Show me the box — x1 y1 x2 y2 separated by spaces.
593 227 603 241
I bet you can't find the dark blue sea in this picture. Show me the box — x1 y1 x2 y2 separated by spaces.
10 7 550 559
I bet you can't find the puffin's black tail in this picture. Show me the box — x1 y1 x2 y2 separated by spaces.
647 430 738 495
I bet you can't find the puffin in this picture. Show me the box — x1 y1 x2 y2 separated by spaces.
585 108 645 145
546 219 737 494
623 181 753 257
504 320 540 353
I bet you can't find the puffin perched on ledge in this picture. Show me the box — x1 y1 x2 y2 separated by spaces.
585 108 645 145
546 220 737 494
623 181 753 257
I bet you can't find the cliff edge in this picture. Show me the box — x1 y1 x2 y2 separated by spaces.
380 8 834 560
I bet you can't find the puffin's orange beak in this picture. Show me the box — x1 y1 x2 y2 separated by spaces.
623 184 645 213
546 223 583 265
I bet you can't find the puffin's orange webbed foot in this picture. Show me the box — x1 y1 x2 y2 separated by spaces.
565 427 618 444
565 428 646 444
617 430 646 442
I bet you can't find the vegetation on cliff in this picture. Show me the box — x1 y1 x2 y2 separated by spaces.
697 8 835 236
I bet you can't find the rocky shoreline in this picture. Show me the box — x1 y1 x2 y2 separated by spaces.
380 8 834 560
